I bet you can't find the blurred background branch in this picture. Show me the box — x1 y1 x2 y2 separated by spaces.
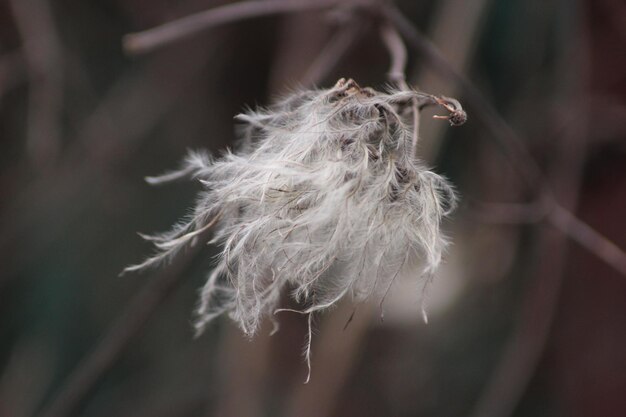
8 0 63 168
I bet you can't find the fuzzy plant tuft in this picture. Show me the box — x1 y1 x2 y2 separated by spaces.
124 78 463 378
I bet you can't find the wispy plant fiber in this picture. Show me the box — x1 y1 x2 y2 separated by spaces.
125 78 459 343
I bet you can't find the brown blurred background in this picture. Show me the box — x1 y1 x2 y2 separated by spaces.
1 0 625 417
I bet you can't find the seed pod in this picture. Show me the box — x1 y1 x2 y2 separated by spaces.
125 78 462 341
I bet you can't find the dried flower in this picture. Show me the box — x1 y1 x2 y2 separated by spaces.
124 78 462 378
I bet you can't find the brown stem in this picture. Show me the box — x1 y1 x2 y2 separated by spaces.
549 205 626 276
379 23 409 89
378 23 422 156
9 0 64 168
467 1 595 408
383 4 626 277
413 0 490 162
470 199 626 276
470 99 590 417
301 24 364 88
123 0 346 55
383 4 544 188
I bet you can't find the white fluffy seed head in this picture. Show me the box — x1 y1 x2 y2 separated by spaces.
125 78 459 337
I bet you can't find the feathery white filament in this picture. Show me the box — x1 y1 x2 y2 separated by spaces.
125 78 460 378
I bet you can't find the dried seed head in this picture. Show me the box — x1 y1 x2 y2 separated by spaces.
125 79 461 341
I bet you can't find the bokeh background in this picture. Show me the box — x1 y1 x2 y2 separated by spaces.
1 0 625 416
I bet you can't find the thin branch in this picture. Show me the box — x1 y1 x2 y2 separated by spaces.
379 23 409 89
301 23 364 88
549 205 626 276
123 0 347 55
0 36 216 287
36 236 208 417
383 4 626 277
9 0 64 167
379 23 421 156
467 2 595 409
470 96 590 417
469 199 626 276
378 22 466 155
383 4 544 188
467 199 551 224
470 228 569 417
413 0 491 163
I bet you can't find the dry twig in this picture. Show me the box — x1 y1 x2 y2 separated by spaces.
470 100 590 417
382 4 626 276
413 0 491 162
9 0 64 167
379 22 421 155
300 24 364 88
123 0 349 54
381 7 625 417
